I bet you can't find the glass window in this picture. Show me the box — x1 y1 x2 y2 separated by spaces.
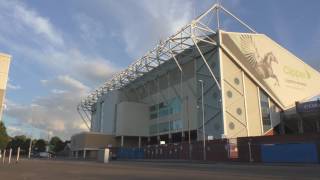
150 113 157 120
149 122 171 135
260 90 272 133
159 108 169 117
149 105 156 112
149 96 182 120
159 102 165 109
170 119 182 131
158 122 170 133
169 97 181 114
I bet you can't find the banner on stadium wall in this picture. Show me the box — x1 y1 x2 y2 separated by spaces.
220 31 320 109
296 100 320 113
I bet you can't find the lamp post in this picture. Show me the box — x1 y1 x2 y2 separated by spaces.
198 80 206 161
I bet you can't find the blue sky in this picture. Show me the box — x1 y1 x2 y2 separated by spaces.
0 0 319 140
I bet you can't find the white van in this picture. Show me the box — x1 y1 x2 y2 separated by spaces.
39 152 51 158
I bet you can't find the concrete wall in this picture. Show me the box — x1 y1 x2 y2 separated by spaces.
220 31 320 110
116 101 149 136
220 50 248 138
91 90 120 134
244 75 263 136
220 31 285 138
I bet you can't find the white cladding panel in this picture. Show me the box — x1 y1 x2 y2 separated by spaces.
116 101 149 136
92 90 119 134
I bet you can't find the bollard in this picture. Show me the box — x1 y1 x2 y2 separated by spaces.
28 139 32 159
16 147 20 163
0 149 1 161
8 148 12 164
2 149 6 164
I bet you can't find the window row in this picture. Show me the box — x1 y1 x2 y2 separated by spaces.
149 97 181 120
149 120 182 135
259 90 272 133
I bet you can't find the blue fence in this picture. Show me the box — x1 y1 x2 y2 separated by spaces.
117 148 144 159
261 143 319 163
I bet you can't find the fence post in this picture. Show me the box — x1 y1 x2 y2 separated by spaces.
16 147 20 163
248 141 253 162
2 149 6 164
8 148 12 164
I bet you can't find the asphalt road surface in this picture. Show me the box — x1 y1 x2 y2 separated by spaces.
0 159 319 180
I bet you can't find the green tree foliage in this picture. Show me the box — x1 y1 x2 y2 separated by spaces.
49 136 65 153
0 121 9 149
6 135 33 154
34 139 47 152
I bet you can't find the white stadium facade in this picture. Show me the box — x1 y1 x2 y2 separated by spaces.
70 4 320 159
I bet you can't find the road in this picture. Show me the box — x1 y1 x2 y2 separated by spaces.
0 159 319 179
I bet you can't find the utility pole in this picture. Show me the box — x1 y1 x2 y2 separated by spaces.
187 96 191 160
198 80 206 161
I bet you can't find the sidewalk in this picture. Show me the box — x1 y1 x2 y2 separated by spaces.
115 158 320 167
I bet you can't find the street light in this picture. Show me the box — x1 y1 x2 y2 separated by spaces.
198 79 206 161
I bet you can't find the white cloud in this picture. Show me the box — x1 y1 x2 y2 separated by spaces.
6 125 25 137
100 0 245 58
101 0 194 58
74 13 105 46
13 2 64 46
7 82 21 90
51 89 66 94
6 76 90 139
0 0 64 46
42 75 89 91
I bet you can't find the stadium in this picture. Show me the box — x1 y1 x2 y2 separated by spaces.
71 4 320 160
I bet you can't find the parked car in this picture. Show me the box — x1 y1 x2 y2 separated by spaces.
39 152 51 158
33 152 55 159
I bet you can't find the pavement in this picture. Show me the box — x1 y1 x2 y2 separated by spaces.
0 158 319 180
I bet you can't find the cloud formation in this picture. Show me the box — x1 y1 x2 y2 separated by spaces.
0 1 118 139
7 82 21 90
6 76 89 139
101 0 194 58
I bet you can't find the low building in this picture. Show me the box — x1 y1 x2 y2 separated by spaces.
70 132 117 159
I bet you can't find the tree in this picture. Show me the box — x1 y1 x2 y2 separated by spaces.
7 135 26 149
0 121 9 149
49 136 65 153
6 135 32 154
34 139 47 152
